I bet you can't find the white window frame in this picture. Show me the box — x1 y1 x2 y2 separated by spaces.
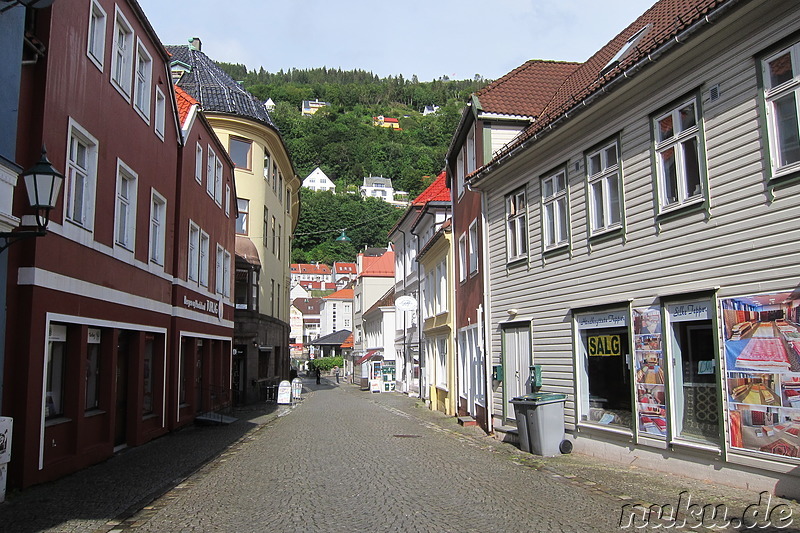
206 147 216 198
762 42 800 178
458 233 467 283
154 86 165 140
114 160 138 251
586 140 622 235
236 198 249 235
466 129 476 175
653 97 704 211
436 336 448 390
199 231 210 287
65 119 99 231
505 188 527 262
225 184 231 217
541 169 569 249
215 245 224 294
86 0 106 71
468 219 478 275
110 6 134 100
214 157 223 205
133 38 152 122
188 222 200 283
195 143 203 184
149 189 166 266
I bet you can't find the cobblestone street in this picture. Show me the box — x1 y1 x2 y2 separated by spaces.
3 378 800 532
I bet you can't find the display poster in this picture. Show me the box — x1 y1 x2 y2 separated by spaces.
633 307 666 438
722 291 800 459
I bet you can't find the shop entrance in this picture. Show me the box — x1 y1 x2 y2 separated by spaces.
114 332 129 448
671 320 719 443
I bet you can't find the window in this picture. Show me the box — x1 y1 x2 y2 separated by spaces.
576 310 632 430
278 174 284 203
214 157 223 205
601 24 652 75
263 151 271 181
762 43 800 176
225 185 231 217
85 328 101 410
236 198 249 235
215 247 231 297
436 337 448 389
229 137 252 170
46 324 67 420
195 143 203 184
149 191 166 265
142 335 154 415
111 7 134 98
653 98 704 210
505 189 527 261
87 0 106 70
286 188 290 213
458 233 467 282
466 129 476 175
133 39 152 121
206 147 216 197
65 122 98 229
154 87 165 139
199 231 210 287
268 206 269 250
468 220 478 274
271 215 276 254
542 169 569 249
188 222 200 282
115 162 137 250
456 150 465 198
587 141 622 234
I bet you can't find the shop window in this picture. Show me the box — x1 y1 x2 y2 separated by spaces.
633 307 667 438
179 340 188 405
576 310 632 429
46 324 68 420
85 328 101 411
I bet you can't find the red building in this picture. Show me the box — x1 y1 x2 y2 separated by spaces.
4 0 235 488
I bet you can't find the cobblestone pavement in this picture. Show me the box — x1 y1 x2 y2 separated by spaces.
3 378 800 532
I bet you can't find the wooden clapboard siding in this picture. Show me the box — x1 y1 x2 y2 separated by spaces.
480 0 800 428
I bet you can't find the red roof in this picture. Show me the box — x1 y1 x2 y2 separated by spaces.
340 334 354 349
334 262 357 274
174 85 198 126
360 250 394 278
412 171 449 206
324 288 354 300
475 60 580 118
299 281 337 290
291 263 332 275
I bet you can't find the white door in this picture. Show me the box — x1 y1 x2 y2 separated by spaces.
503 325 532 423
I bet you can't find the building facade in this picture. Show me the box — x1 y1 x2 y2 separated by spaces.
167 41 300 405
470 0 800 496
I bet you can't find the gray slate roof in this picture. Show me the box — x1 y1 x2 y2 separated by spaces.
166 45 275 128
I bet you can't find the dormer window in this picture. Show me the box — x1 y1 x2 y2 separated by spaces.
601 24 652 75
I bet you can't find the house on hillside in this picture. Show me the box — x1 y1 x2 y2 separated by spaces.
360 176 409 206
445 60 579 432
373 116 401 129
291 263 333 285
302 167 336 193
469 0 800 496
333 262 358 288
302 99 329 116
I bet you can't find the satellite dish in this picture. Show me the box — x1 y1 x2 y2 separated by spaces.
395 295 416 312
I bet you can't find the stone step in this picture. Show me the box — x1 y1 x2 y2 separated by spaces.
494 425 519 444
457 416 477 427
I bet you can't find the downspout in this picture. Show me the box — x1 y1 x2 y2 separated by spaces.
396 226 410 394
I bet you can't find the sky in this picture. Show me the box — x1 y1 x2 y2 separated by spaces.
136 0 656 82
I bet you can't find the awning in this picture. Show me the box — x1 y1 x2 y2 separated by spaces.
357 349 383 366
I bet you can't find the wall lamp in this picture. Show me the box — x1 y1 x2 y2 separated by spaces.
0 147 64 254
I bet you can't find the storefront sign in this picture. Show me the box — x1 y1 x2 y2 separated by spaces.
667 301 711 322
88 328 101 344
277 380 292 404
577 311 628 330
183 295 221 317
588 335 621 356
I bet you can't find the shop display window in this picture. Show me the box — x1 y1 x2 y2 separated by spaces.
46 324 68 420
576 310 632 429
85 328 101 411
143 334 154 415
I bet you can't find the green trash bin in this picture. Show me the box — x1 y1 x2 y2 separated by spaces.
510 393 568 456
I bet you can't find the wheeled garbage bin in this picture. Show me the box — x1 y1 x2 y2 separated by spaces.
510 393 568 456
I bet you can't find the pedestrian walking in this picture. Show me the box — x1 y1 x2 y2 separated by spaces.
315 366 321 385
334 366 340 383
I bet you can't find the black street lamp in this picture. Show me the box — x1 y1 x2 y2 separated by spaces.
0 147 64 253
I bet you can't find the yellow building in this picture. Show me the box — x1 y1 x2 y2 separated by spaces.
168 40 300 404
419 220 456 416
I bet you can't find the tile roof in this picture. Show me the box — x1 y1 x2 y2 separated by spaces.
485 0 731 169
291 263 332 275
360 250 394 277
324 287 354 300
311 329 352 346
165 45 275 128
174 85 198 126
333 262 357 273
412 171 449 206
475 60 580 118
292 297 322 314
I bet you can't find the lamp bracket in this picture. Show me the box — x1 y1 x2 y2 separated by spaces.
0 229 46 254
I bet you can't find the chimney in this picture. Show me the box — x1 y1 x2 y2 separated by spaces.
189 37 202 51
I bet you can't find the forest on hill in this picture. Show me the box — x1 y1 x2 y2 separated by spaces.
217 64 488 196
216 64 489 261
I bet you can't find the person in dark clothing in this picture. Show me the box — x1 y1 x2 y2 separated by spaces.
315 367 321 385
